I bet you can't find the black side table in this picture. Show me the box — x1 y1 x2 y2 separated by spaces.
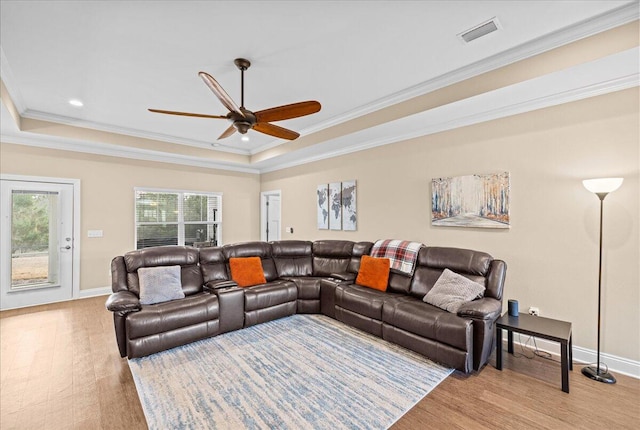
496 313 573 393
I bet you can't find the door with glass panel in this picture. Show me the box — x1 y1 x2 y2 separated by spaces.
0 180 75 310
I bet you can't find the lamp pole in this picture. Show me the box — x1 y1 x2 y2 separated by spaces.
581 178 622 384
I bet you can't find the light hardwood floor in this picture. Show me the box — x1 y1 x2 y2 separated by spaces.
1 296 638 429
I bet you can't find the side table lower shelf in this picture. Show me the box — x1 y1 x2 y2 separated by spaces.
495 313 573 393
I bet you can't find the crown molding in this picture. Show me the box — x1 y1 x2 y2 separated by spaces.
257 48 639 173
1 3 637 173
0 46 26 114
249 2 639 155
20 109 251 156
0 131 260 174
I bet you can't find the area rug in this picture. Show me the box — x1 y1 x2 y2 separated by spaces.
128 314 453 429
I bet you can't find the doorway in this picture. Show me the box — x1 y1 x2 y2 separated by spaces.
260 190 281 242
0 176 79 310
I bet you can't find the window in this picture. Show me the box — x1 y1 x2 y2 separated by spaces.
135 189 222 249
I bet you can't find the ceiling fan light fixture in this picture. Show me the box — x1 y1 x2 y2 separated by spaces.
241 135 250 142
235 121 252 134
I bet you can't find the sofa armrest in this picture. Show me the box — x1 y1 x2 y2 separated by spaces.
457 297 502 321
204 280 239 292
214 287 244 333
329 272 356 282
105 291 141 313
111 256 129 293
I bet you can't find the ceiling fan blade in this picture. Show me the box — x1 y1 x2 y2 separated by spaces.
198 71 245 118
253 122 300 140
254 101 321 123
148 109 227 119
218 124 237 140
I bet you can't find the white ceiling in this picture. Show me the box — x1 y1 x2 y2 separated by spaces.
1 1 638 172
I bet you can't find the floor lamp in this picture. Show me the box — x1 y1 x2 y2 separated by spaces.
581 177 623 384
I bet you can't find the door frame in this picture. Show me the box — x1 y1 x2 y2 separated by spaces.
260 190 281 242
1 173 81 306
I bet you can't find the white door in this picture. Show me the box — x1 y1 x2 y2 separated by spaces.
261 191 281 242
0 180 75 310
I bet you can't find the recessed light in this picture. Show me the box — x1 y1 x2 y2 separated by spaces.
68 99 84 107
241 136 250 142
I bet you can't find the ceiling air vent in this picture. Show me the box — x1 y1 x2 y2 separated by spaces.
458 17 500 43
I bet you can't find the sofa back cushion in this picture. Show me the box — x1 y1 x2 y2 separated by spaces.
312 240 354 276
348 241 373 274
222 241 278 282
409 247 495 299
199 246 229 283
388 271 413 294
123 245 203 297
271 240 313 277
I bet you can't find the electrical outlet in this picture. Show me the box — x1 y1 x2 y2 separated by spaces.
87 229 103 238
529 307 540 316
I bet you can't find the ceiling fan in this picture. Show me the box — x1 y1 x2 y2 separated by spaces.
149 58 321 141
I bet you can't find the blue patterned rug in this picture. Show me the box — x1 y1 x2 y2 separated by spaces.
129 314 453 429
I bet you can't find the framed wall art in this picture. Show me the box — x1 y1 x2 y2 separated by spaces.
342 180 357 231
432 172 510 229
329 182 342 230
316 184 329 229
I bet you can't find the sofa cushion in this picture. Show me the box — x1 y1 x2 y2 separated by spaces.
126 292 219 339
229 257 267 287
244 281 298 312
336 284 400 320
124 246 203 296
382 296 472 351
223 242 278 281
199 247 229 283
138 265 185 305
312 240 354 276
409 247 491 298
355 256 390 291
348 241 374 274
423 269 485 313
285 277 322 300
271 240 313 277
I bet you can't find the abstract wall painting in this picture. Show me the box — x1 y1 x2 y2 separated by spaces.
432 172 510 229
342 180 357 231
316 184 329 229
329 182 342 230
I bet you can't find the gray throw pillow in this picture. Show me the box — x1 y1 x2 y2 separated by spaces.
138 265 185 305
423 268 485 313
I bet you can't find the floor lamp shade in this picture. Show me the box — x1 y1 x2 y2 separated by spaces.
583 178 623 195
581 177 622 384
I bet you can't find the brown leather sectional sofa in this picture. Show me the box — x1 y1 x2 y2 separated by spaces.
106 240 506 373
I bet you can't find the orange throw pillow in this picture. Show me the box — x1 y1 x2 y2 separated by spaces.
356 255 390 291
229 257 266 287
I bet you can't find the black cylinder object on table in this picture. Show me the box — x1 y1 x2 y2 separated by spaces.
508 299 519 317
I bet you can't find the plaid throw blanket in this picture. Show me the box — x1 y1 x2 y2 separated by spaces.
370 240 423 275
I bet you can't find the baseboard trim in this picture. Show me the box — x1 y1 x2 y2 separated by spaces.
503 332 640 379
78 286 111 299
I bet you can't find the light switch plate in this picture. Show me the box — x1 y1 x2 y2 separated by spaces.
87 230 103 238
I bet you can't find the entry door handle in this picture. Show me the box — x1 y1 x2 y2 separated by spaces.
61 245 71 250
